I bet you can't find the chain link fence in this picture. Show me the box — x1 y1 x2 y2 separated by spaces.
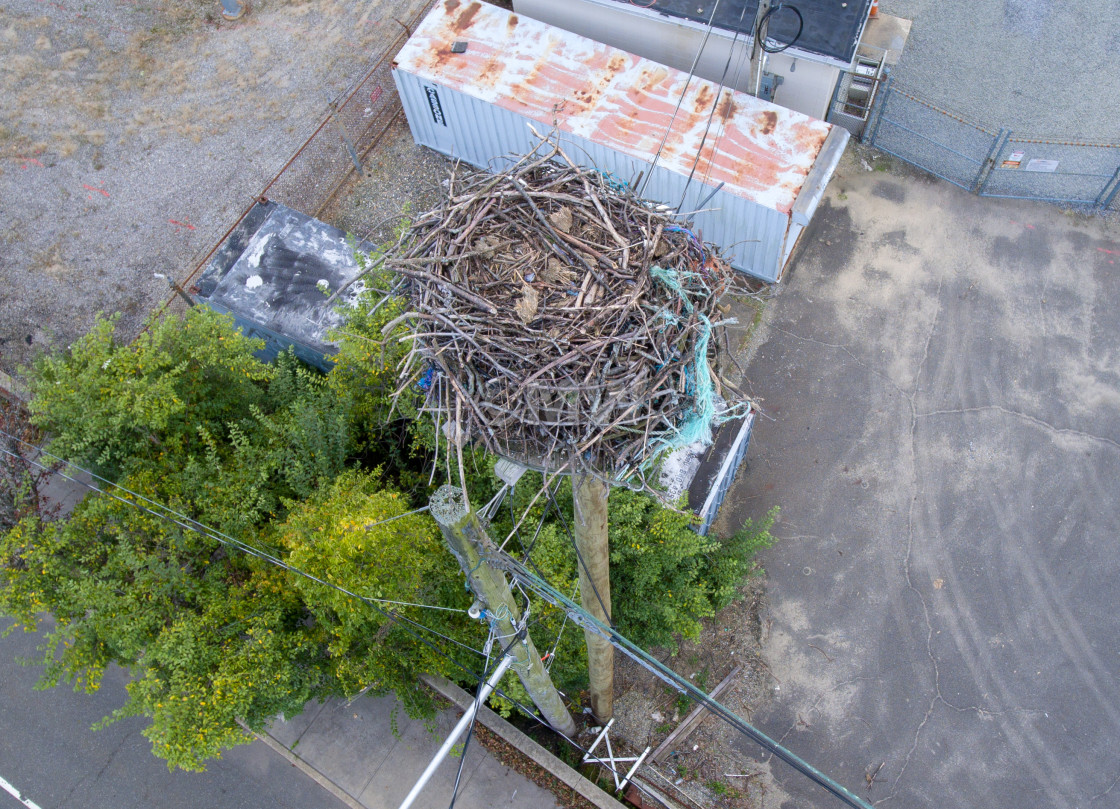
866 77 1120 212
163 4 434 311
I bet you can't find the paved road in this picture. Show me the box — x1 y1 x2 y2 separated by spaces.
0 620 349 809
723 148 1120 808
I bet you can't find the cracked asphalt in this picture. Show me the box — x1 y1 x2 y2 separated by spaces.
720 147 1120 808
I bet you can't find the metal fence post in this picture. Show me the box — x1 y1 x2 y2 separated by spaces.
1095 164 1120 211
974 128 1010 194
862 73 891 145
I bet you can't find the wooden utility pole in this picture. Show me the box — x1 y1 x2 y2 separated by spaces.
572 473 613 722
748 0 774 98
429 485 577 737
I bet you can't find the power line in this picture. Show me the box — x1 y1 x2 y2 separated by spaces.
447 628 495 809
6 433 868 807
1 436 632 800
488 550 874 809
0 435 485 661
636 0 725 198
543 481 614 628
676 0 753 211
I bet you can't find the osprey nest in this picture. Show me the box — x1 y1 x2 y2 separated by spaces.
387 139 746 486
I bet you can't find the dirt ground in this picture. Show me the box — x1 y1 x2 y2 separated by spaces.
323 116 450 246
0 0 425 376
603 577 774 809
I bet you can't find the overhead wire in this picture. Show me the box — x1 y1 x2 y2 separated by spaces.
447 627 495 809
636 0 724 198
676 0 753 211
490 549 874 809
757 2 804 54
1 435 636 801
698 32 753 192
6 430 865 806
0 435 487 662
543 482 614 629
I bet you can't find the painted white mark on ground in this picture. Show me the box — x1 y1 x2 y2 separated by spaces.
0 774 43 809
246 274 263 289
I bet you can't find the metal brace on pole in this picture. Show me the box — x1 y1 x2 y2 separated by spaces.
398 651 515 809
974 128 1011 194
582 718 652 792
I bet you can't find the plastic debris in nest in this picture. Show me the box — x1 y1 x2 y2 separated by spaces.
379 131 752 491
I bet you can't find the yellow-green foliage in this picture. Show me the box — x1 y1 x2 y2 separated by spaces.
278 470 484 716
608 490 776 652
0 475 329 772
28 308 272 477
327 256 417 454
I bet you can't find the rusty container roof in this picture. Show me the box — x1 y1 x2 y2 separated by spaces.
393 0 834 215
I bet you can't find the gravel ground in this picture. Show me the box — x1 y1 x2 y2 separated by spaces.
0 0 428 376
607 578 782 809
324 116 452 247
881 0 1120 140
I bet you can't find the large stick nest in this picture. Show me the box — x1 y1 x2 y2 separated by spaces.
387 138 745 485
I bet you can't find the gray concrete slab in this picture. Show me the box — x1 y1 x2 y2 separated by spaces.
720 148 1120 808
357 710 488 809
291 696 407 797
270 700 329 749
450 752 560 809
0 621 350 809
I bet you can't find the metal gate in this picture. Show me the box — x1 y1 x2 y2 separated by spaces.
867 77 1120 212
981 136 1120 209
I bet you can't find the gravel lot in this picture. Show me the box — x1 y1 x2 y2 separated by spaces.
0 0 426 376
882 0 1120 140
325 116 451 247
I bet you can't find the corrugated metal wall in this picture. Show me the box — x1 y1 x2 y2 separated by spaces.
393 69 792 282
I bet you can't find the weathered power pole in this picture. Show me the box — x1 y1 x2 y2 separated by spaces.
430 484 577 737
572 473 612 722
748 0 774 98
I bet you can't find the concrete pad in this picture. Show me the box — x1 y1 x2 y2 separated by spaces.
269 701 328 749
449 753 559 809
290 695 406 797
720 150 1120 808
357 709 487 809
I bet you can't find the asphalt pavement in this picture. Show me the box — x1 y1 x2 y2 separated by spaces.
0 620 350 809
721 146 1120 808
0 617 560 809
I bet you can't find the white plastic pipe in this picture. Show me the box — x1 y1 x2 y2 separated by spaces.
398 653 513 809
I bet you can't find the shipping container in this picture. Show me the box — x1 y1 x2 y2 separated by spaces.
391 0 848 283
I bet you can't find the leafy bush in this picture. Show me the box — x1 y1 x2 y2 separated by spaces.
0 478 329 771
28 309 272 478
608 489 776 652
277 470 483 716
1 399 60 532
3 287 778 772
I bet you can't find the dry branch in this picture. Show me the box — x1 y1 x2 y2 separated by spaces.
383 135 745 483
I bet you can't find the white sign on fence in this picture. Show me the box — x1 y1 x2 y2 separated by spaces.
1024 159 1059 173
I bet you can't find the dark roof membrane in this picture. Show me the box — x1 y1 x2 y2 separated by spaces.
609 0 871 64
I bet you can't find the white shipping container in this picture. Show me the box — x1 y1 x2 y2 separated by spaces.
391 0 848 283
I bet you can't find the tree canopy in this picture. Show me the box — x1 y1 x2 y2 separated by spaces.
1 300 775 771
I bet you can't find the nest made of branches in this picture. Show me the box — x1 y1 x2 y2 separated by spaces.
385 135 746 486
